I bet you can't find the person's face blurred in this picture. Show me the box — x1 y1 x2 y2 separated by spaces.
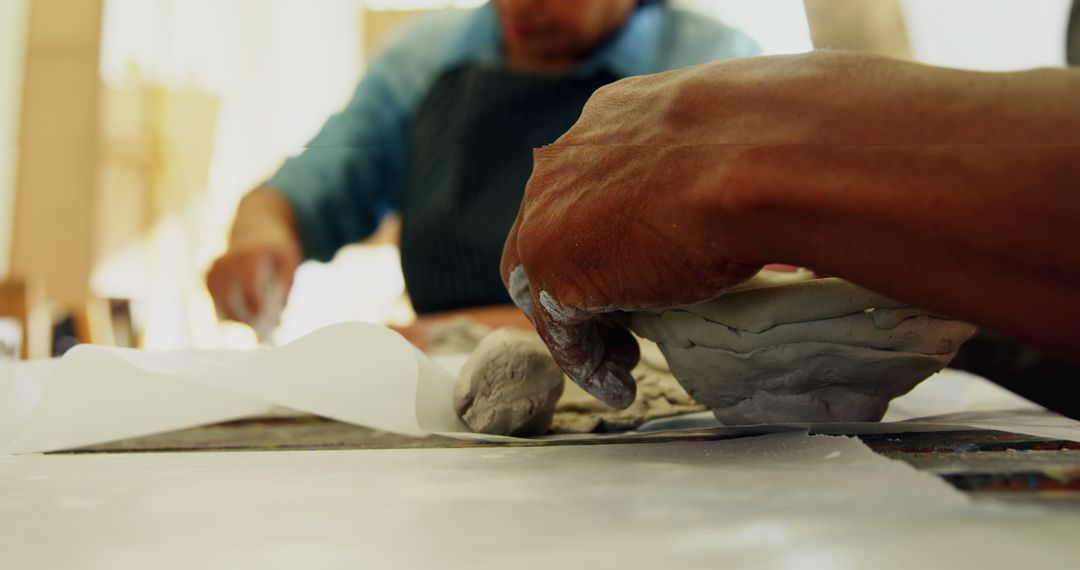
495 0 636 67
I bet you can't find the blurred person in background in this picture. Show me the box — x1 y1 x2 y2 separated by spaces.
207 0 760 343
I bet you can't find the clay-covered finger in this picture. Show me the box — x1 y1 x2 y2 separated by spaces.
531 288 637 409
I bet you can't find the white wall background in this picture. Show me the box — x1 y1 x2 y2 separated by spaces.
682 0 1073 68
98 0 369 348
100 0 366 230
678 0 815 55
902 0 1072 70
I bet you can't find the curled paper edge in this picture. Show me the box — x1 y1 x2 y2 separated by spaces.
1 322 468 454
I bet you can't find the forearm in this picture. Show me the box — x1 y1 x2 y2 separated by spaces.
923 66 1080 144
230 186 303 253
732 143 1080 362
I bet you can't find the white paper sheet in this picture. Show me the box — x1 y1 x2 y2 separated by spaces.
0 322 467 454
1 321 1078 454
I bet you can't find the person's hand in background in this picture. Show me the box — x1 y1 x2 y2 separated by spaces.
206 188 303 333
502 51 1080 407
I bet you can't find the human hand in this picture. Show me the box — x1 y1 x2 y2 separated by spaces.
505 52 1080 401
206 189 302 331
500 142 771 408
206 243 299 325
500 51 1077 408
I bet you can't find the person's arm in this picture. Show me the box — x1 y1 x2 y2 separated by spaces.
206 48 409 321
730 142 1080 364
501 52 1080 408
262 45 417 264
208 13 465 322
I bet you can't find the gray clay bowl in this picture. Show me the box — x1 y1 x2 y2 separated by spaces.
630 277 977 424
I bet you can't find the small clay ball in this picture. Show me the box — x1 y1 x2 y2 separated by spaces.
453 328 564 436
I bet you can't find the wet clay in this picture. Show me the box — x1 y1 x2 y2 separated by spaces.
448 326 702 435
453 328 564 436
631 275 977 424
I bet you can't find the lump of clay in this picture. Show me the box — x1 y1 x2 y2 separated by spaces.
453 328 564 436
630 274 977 425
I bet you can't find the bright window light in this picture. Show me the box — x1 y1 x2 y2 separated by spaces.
902 0 1072 70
